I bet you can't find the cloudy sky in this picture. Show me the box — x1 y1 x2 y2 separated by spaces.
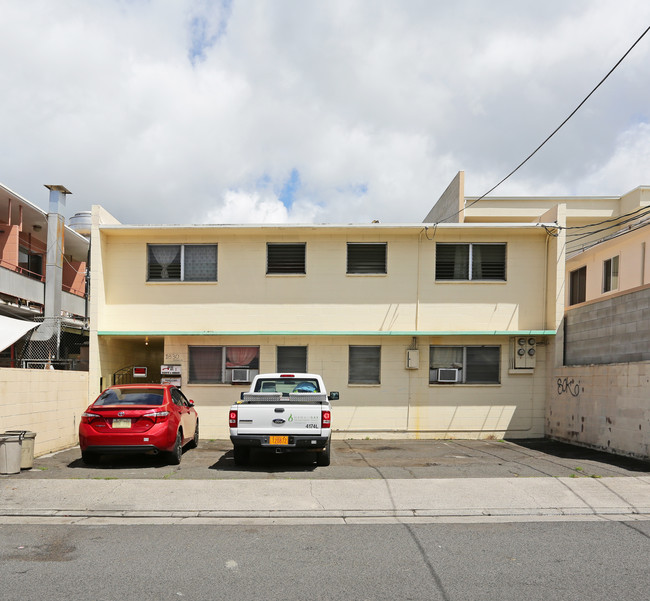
1 1 649 225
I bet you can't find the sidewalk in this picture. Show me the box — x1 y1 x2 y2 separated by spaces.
2 476 650 524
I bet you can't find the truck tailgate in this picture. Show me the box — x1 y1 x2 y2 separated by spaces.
236 404 322 435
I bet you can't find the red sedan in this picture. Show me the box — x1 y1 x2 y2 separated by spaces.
79 384 199 465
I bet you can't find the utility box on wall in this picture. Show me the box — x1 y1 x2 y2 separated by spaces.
513 337 536 369
406 349 420 369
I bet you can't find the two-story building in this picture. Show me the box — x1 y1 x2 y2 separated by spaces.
88 174 566 440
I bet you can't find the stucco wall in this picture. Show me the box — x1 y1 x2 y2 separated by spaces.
548 360 650 460
163 334 547 440
0 368 89 457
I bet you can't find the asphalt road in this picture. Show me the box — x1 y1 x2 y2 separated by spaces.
2 521 649 600
14 438 650 480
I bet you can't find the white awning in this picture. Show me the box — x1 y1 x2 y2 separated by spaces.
0 315 40 352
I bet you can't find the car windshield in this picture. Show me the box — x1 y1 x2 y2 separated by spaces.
254 378 320 395
94 388 165 406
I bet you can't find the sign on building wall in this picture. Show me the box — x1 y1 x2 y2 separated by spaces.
133 366 147 378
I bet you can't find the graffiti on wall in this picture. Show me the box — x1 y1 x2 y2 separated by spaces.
557 377 581 397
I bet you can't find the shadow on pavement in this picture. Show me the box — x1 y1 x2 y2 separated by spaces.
210 448 318 473
512 439 650 473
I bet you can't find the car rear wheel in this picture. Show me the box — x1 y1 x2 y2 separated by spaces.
168 431 183 465
316 440 331 467
233 447 250 466
81 451 100 466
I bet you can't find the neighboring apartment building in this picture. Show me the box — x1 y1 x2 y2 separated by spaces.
0 182 90 368
451 172 649 459
89 177 566 440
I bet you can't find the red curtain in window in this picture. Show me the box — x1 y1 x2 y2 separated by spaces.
226 347 258 367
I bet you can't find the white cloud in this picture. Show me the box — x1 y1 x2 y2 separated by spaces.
0 0 649 225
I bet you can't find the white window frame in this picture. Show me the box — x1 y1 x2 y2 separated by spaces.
147 244 217 282
435 242 507 281
429 345 501 384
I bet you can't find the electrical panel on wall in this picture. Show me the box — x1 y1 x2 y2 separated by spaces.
514 337 536 369
406 349 420 369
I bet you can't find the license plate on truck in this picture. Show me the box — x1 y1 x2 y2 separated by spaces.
269 436 288 445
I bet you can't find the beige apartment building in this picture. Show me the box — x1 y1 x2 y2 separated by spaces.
3 173 648 455
89 175 566 441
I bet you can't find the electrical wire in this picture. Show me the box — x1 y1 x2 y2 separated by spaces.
434 24 650 225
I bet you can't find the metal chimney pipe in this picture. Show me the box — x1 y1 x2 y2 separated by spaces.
34 185 72 357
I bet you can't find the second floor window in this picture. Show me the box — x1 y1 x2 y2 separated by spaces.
347 243 387 274
569 266 586 305
147 244 217 282
267 243 306 274
602 256 619 293
436 243 506 281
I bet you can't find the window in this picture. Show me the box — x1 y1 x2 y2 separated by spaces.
18 246 43 279
147 244 217 282
267 243 306 274
349 346 381 384
435 243 506 281
347 243 387 274
569 266 586 305
602 256 619 293
429 346 500 384
277 346 308 372
188 346 259 384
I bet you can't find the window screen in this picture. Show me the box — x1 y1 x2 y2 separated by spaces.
147 244 217 281
277 346 308 372
188 346 223 383
436 243 506 281
347 243 387 274
349 346 381 384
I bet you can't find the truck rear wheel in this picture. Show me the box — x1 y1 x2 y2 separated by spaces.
316 440 331 467
233 447 250 466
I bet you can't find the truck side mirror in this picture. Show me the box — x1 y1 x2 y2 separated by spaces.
328 392 339 401
240 392 245 401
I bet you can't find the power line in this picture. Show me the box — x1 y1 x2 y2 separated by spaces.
436 24 650 225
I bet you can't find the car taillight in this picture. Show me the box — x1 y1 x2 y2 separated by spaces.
81 412 101 423
322 410 331 429
143 410 170 423
229 409 238 427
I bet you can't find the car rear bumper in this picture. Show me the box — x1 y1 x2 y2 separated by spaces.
82 444 163 455
79 423 177 452
230 434 329 452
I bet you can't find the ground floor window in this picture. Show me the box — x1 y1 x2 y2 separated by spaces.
429 345 500 384
188 346 259 384
349 345 381 384
276 346 307 373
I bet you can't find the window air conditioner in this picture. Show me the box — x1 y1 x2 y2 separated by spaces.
231 369 251 383
437 368 459 383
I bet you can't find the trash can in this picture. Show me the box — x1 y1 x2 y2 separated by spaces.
4 431 36 470
0 435 22 475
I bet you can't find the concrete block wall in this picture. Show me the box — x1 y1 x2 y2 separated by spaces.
565 287 650 365
0 368 89 457
548 360 650 460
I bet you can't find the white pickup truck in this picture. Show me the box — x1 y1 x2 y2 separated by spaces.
228 373 338 466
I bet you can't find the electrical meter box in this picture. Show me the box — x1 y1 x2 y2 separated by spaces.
514 337 536 369
406 349 420 369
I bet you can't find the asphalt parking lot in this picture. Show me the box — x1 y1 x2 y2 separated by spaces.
10 438 650 480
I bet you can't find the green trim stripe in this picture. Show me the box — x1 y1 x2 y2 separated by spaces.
98 330 556 337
